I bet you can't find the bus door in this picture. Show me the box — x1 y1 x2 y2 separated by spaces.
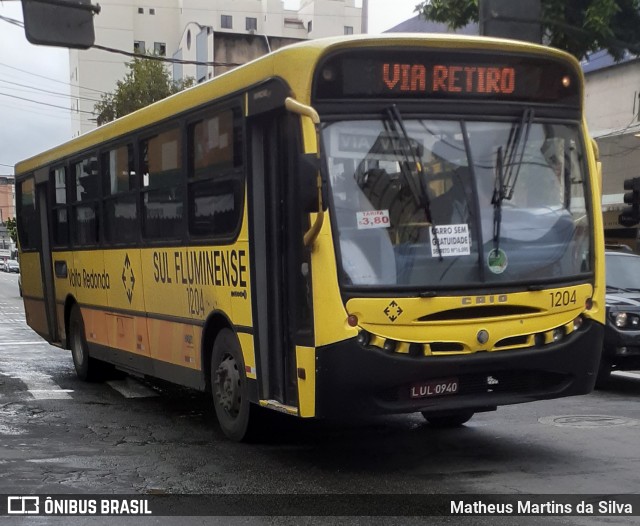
35 172 60 343
247 99 314 410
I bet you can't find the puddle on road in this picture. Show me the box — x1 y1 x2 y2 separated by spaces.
539 415 640 428
0 424 25 435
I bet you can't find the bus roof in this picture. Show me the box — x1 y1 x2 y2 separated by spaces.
15 33 581 175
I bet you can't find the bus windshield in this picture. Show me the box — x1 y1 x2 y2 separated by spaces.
323 116 592 289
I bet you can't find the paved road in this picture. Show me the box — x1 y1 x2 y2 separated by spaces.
0 271 639 525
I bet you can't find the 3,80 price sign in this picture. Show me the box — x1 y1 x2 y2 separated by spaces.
356 210 391 229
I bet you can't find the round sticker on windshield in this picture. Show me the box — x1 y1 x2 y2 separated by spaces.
487 248 508 274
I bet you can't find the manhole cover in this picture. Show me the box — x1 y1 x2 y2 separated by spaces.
539 415 640 428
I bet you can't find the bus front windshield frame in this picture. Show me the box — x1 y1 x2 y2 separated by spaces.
322 114 593 290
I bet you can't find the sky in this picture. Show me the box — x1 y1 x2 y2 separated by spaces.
0 0 422 175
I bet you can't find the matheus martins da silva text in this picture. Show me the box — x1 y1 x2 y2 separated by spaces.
451 500 633 515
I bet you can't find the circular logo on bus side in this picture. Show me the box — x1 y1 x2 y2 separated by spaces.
487 248 508 274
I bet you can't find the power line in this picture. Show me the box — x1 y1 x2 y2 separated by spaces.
0 4 263 67
0 100 84 121
0 91 96 115
91 44 243 67
0 61 109 95
0 13 22 27
0 78 102 103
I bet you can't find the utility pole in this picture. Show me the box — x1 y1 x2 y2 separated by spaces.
361 0 368 34
479 0 542 44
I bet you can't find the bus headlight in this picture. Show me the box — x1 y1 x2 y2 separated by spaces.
573 316 584 331
356 330 371 347
383 339 397 353
552 327 565 342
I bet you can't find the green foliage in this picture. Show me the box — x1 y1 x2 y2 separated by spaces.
416 0 640 60
95 53 196 125
5 217 17 244
418 0 480 29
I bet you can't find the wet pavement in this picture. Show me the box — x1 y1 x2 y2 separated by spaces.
1 271 639 524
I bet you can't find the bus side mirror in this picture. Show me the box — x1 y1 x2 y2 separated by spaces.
22 0 99 49
298 153 325 213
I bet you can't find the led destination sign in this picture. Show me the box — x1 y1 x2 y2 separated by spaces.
314 49 580 106
383 64 515 95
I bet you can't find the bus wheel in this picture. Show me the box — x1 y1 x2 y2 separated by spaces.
594 356 612 389
422 411 474 428
211 329 256 441
69 305 102 382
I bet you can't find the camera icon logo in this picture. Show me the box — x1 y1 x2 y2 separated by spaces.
7 496 40 514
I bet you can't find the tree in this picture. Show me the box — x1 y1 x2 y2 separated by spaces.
5 217 17 244
416 0 640 60
95 53 195 125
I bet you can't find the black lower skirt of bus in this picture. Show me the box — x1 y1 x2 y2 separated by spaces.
314 319 604 418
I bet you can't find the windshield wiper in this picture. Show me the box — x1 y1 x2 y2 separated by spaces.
491 146 506 253
491 108 534 253
503 108 534 200
384 104 443 260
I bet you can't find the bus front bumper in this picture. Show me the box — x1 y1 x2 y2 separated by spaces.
314 320 604 418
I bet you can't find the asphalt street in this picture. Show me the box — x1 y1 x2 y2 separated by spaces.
0 270 639 525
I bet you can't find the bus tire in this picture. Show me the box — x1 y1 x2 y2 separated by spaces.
422 411 474 428
594 356 613 389
69 304 103 382
211 329 259 441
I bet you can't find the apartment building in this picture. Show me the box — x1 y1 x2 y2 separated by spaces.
69 0 363 136
0 176 15 222
582 51 640 239
0 176 15 258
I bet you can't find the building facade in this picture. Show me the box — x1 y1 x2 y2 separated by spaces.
582 52 640 244
69 0 363 136
0 176 16 260
0 176 15 223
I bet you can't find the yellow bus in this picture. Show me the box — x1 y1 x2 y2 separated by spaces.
16 34 605 440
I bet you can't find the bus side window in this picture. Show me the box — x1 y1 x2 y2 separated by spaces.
140 128 184 240
102 144 138 244
72 155 99 246
187 108 243 238
52 166 69 247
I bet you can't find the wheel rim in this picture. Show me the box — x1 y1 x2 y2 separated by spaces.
214 353 241 418
71 322 85 365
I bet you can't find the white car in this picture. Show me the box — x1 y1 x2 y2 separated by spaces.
5 260 19 273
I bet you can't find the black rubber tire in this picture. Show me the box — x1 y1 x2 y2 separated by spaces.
594 356 613 389
211 329 261 441
69 304 104 382
422 411 475 428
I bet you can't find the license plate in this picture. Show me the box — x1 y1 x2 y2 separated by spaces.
410 378 459 399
